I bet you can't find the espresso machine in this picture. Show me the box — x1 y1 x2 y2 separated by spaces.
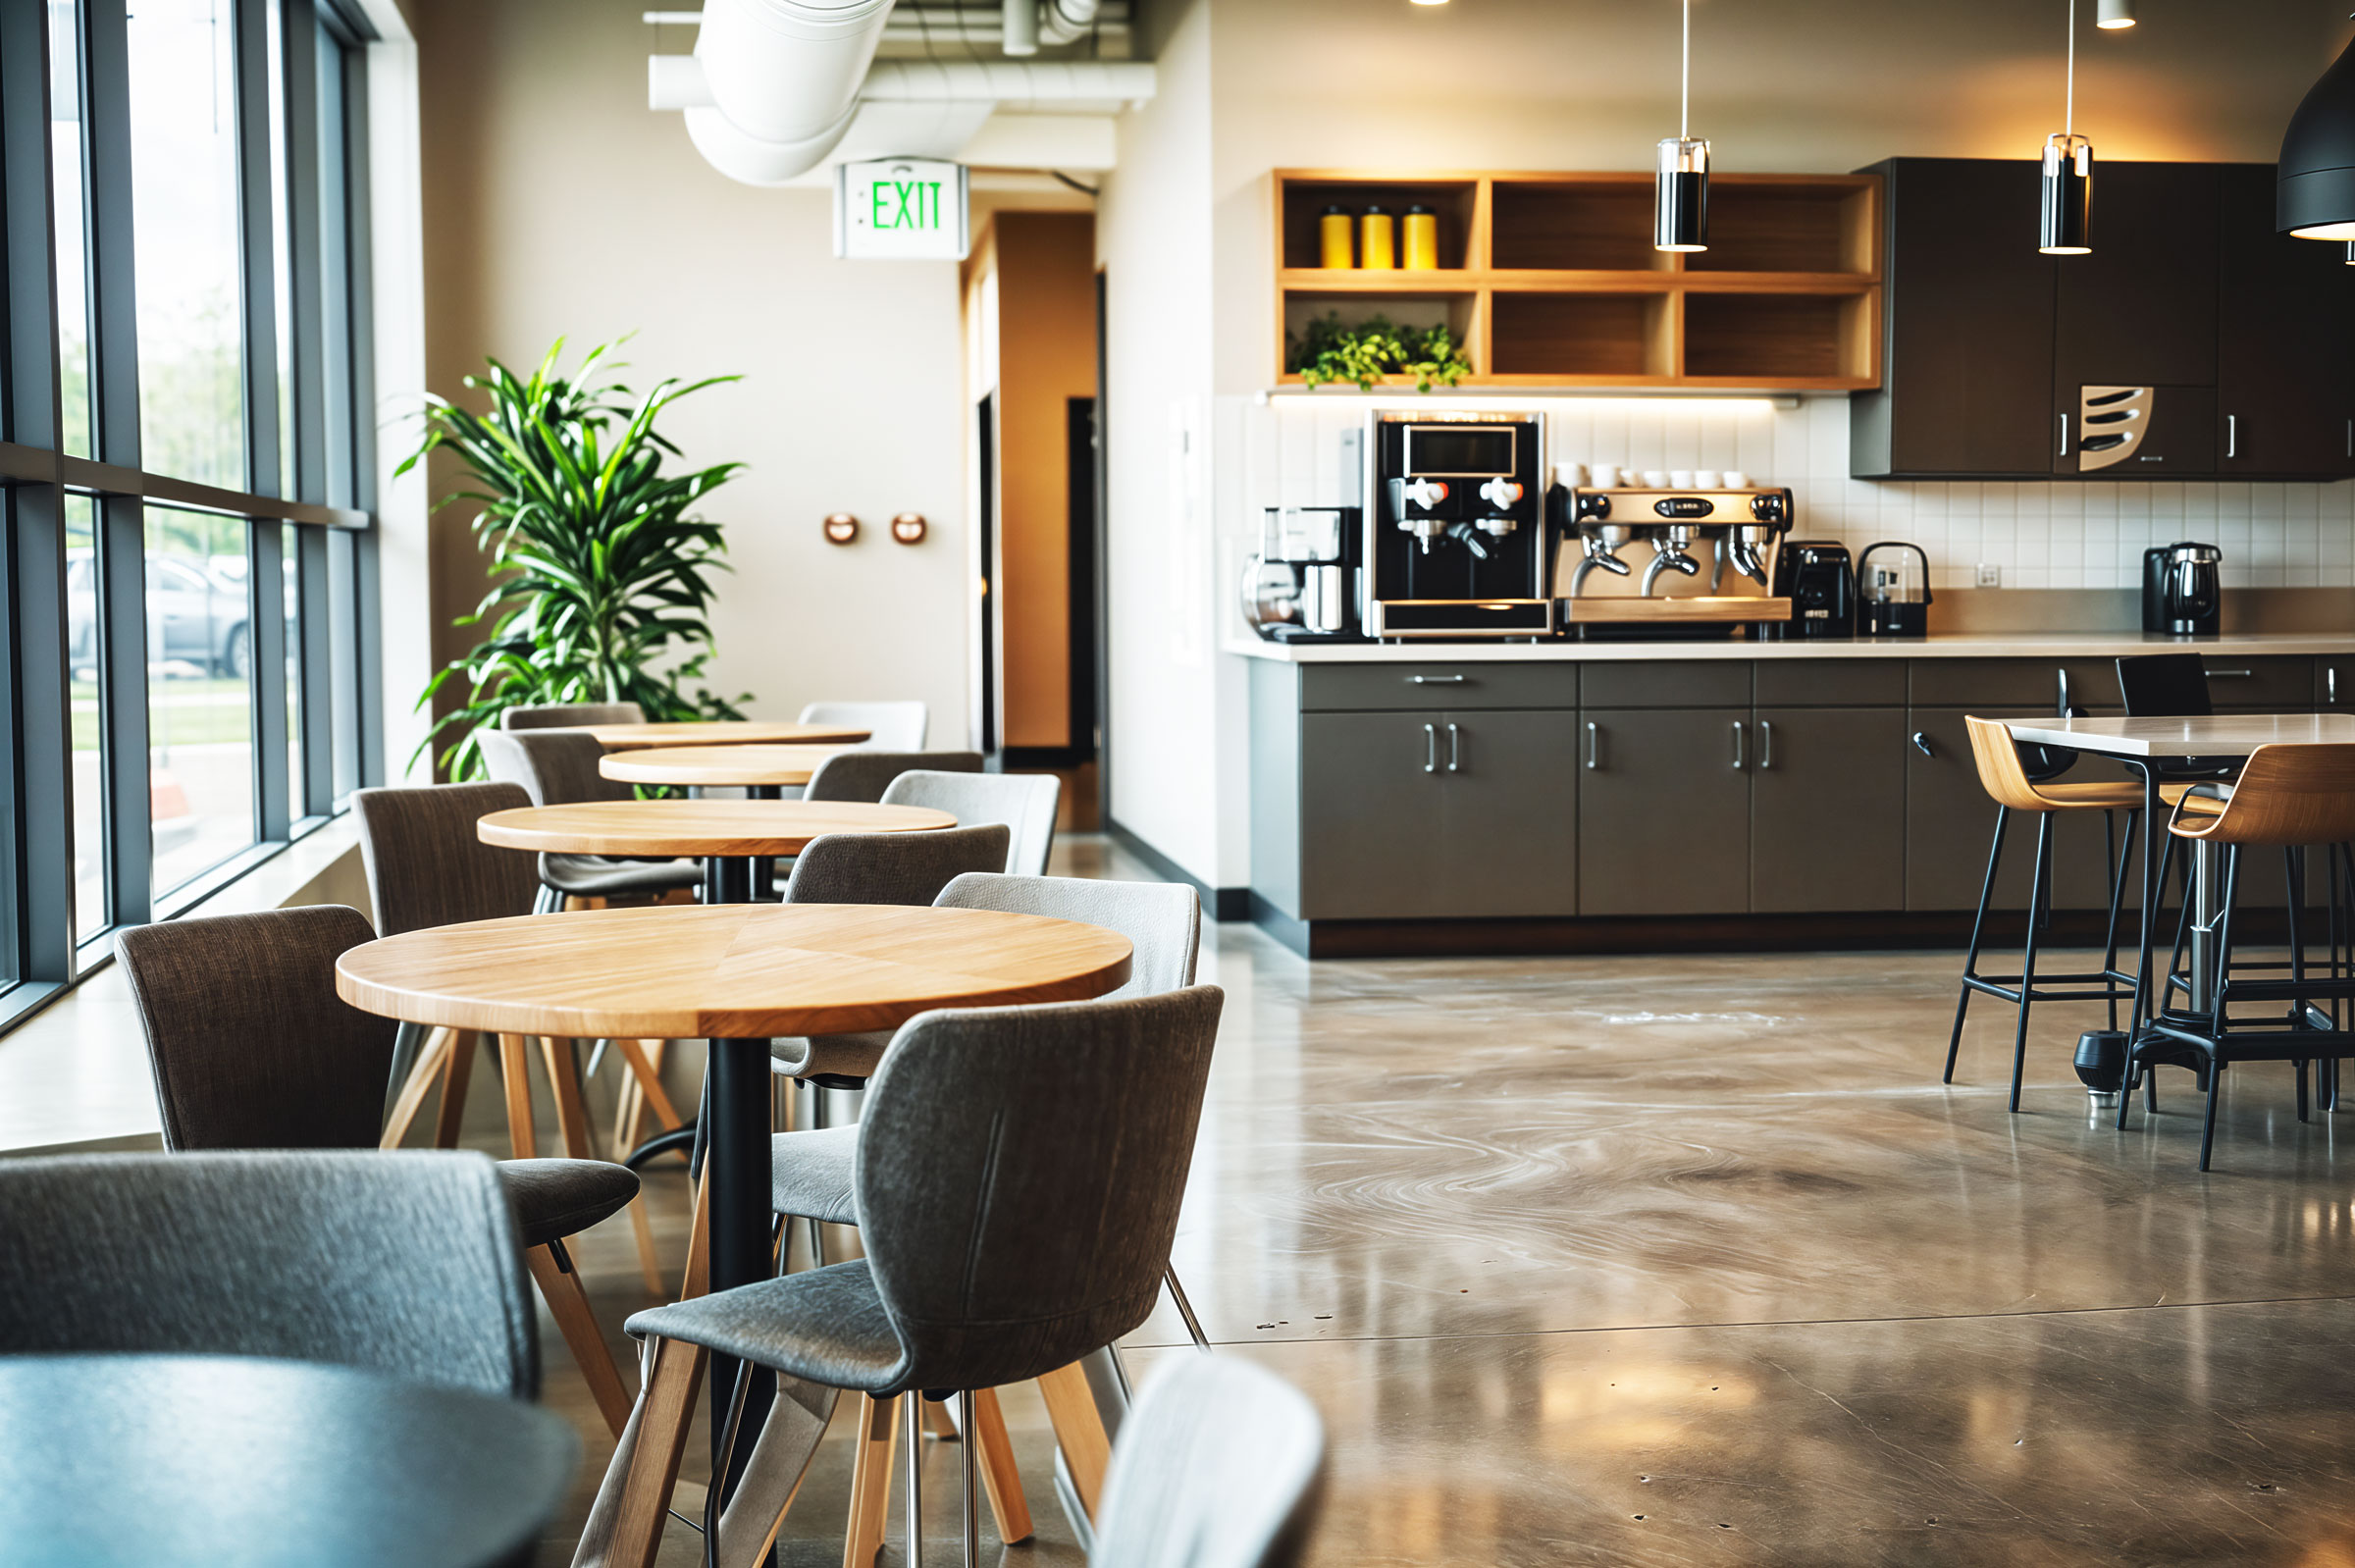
1241 504 1365 642
1550 480 1795 639
1364 411 1550 638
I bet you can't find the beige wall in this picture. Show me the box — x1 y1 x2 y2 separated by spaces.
412 0 971 747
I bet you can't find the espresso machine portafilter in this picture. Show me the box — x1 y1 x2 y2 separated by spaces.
1551 483 1797 639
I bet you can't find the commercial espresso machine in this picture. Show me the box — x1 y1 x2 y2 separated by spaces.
1363 410 1551 638
1551 481 1796 639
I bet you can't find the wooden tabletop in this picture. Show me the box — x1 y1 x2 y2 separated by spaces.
2002 712 2355 758
476 800 952 858
584 720 870 750
600 744 849 788
336 902 1135 1038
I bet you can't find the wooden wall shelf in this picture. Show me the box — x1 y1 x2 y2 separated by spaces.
1276 169 1883 392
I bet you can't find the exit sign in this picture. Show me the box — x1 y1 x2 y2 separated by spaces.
834 159 970 261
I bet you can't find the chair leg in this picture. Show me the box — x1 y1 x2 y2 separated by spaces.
968 1387 1033 1544
2009 812 2056 1114
960 1389 981 1568
431 1030 477 1150
1035 1362 1113 1525
904 1391 925 1568
1164 1265 1211 1350
380 1027 453 1149
527 1240 634 1439
2102 810 2133 1031
843 1393 900 1568
2199 1060 2225 1172
542 1037 597 1160
613 1038 685 1133
1948 806 2011 1084
499 1033 540 1159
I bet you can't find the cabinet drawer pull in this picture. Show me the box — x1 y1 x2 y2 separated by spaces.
1445 722 1461 772
2227 413 2239 460
1585 721 1600 770
2208 668 2254 679
2058 412 2069 458
2332 667 2340 706
1758 718 1774 771
1731 720 1746 771
1911 731 1935 759
1409 674 1467 685
1423 723 1437 773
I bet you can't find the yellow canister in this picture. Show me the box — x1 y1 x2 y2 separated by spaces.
1360 206 1396 271
1319 205 1354 269
1402 205 1439 270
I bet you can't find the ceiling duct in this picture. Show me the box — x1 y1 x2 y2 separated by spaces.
678 0 896 186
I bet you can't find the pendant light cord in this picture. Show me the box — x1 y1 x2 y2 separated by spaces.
1681 0 1692 139
2065 0 2075 135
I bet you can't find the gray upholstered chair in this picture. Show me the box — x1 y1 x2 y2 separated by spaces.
800 700 927 751
803 749 983 805
114 906 643 1436
477 727 702 910
881 769 1061 877
765 826 1016 1091
625 985 1225 1568
1090 1357 1325 1568
0 1149 538 1400
502 700 645 730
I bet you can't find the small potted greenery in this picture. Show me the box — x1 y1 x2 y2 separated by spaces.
399 338 752 780
1287 313 1473 392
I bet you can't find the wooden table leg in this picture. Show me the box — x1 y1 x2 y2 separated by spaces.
379 1027 451 1149
542 1036 596 1160
431 1031 476 1150
499 1033 539 1160
1036 1362 1113 1522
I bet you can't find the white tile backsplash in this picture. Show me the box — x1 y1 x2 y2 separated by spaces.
1253 394 2355 591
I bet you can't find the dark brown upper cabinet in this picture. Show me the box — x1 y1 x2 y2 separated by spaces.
1853 158 2354 481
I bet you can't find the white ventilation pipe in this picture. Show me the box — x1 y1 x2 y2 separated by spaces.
1038 0 1100 46
1001 0 1037 55
680 0 897 186
652 56 1157 111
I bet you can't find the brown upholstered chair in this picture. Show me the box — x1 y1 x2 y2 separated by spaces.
477 727 703 910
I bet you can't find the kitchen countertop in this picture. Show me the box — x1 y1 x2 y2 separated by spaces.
1230 630 2355 663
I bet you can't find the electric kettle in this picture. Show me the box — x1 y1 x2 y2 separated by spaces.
1858 542 1932 638
2141 542 2222 636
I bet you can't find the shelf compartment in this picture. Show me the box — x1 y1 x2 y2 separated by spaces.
1491 292 1672 379
1682 292 1874 382
1280 179 1479 272
1684 180 1877 275
1282 291 1483 381
1490 180 1666 273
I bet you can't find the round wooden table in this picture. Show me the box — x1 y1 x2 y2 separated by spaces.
476 800 953 904
600 743 849 795
585 719 869 751
337 903 1132 1504
0 1352 576 1567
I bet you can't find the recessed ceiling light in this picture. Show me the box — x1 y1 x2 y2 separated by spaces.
1409 0 1449 7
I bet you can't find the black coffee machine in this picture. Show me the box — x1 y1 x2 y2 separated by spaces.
1770 542 1857 639
1363 410 1549 638
2142 541 2222 636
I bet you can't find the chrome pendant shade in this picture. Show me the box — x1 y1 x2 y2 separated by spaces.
2040 132 2094 254
1653 0 1708 253
2278 34 2355 239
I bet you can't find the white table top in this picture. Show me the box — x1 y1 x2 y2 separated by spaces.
2001 712 2355 758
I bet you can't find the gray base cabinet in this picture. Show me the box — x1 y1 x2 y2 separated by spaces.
1439 710 1580 917
1578 707 1750 915
1753 706 1908 914
1298 709 1453 919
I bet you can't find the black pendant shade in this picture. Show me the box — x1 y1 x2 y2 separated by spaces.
2040 132 2093 254
2279 34 2355 238
1654 136 1709 252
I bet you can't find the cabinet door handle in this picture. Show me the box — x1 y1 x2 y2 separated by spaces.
2058 413 2069 458
1731 720 1747 771
2227 413 2239 460
1423 723 1437 773
1445 721 1461 772
2208 668 2253 680
2057 666 2070 714
1911 731 1935 758
1585 721 1600 770
2331 667 2339 706
1758 718 1774 771
1409 674 1467 685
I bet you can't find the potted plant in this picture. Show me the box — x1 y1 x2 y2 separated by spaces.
399 338 751 779
1287 313 1472 392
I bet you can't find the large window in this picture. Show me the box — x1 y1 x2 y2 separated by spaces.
0 0 381 1026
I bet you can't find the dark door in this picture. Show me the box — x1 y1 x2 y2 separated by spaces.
1851 159 2057 478
1752 707 1907 914
1299 709 1448 919
1435 708 1579 917
1066 397 1100 764
2218 165 2355 479
1578 707 1750 915
1905 710 2120 913
974 393 997 754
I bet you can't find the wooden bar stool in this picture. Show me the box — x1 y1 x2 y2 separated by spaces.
1947 716 2148 1111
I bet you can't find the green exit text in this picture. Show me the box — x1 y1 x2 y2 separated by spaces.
869 181 946 232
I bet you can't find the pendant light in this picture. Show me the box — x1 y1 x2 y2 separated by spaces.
2039 0 2093 254
2277 32 2355 238
2096 0 2133 28
1654 0 1708 252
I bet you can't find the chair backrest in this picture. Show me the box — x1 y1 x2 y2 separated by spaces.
937 873 1199 998
1962 715 2065 811
117 905 392 1153
502 701 644 730
0 1150 538 1399
855 985 1224 1392
2174 743 2355 847
352 782 540 935
804 750 984 805
479 727 631 807
2116 653 2214 718
1091 1357 1326 1568
801 701 928 751
782 825 1013 908
880 770 1061 876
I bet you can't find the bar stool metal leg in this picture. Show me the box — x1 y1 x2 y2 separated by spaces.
2009 813 2056 1114
1947 806 2011 1084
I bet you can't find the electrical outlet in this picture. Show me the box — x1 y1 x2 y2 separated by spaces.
1975 563 2003 589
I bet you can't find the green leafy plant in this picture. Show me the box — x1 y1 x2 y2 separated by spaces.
398 338 752 779
1287 313 1472 392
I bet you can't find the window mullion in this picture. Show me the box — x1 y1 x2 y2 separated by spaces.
283 0 324 506
236 0 288 840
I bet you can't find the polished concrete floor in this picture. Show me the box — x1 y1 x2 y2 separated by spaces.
536 836 2355 1566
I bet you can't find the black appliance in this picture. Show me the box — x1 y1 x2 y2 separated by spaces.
2142 541 2223 636
1240 505 1366 643
1364 410 1549 638
1771 542 1857 640
1857 541 1931 638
